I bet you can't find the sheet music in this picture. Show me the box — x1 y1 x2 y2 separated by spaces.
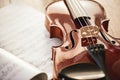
0 3 62 79
0 48 44 80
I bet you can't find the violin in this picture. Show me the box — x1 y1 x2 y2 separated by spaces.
45 0 120 80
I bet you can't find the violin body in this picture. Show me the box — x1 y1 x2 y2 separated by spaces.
45 0 120 80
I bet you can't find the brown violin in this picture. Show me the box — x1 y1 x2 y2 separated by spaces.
45 0 120 80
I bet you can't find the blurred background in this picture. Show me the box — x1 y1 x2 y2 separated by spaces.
0 0 58 12
0 0 120 38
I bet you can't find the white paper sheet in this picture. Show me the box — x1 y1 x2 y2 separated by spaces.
0 48 44 80
0 3 62 79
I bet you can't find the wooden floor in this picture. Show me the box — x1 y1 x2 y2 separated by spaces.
0 0 120 38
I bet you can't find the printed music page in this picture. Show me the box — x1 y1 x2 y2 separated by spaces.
0 3 61 79
0 48 45 80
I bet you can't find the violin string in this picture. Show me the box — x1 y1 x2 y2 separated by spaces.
68 0 91 46
74 0 97 46
68 0 83 27
74 0 89 25
76 0 107 44
70 0 95 46
67 0 89 51
76 0 98 32
66 0 90 49
70 0 91 46
78 0 113 44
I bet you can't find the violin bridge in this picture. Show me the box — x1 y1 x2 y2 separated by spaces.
79 26 99 46
80 26 99 38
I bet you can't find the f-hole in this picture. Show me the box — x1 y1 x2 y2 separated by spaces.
65 30 77 49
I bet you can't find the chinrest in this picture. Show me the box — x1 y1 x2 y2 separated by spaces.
58 63 105 80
